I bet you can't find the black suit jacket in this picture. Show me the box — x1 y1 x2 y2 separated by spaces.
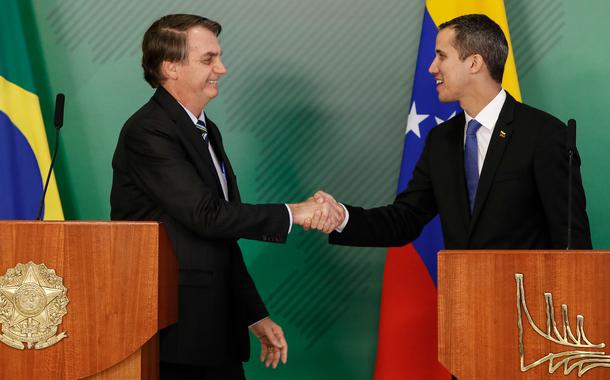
331 93 592 249
111 87 289 366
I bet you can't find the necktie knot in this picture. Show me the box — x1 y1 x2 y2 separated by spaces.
467 119 482 136
195 119 208 142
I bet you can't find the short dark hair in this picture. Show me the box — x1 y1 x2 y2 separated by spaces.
439 14 508 83
141 14 222 88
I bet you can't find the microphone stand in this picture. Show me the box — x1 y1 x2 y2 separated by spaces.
36 93 65 221
566 119 576 249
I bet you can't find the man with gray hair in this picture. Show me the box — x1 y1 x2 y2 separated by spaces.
111 14 340 379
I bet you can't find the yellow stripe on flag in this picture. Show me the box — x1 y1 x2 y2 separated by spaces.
0 75 64 220
426 0 521 101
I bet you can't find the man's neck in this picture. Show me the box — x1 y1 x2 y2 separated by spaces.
162 84 206 117
459 82 502 117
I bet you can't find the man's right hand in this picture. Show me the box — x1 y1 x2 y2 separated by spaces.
288 192 344 234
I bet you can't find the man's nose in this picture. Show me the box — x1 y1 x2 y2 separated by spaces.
428 58 438 74
215 59 227 75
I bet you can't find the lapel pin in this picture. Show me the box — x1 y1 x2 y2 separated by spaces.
499 130 507 139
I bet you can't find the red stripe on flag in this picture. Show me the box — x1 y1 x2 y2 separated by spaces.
373 245 450 379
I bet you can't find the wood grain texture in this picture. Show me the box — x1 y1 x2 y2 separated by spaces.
438 250 610 380
84 336 160 380
0 221 177 380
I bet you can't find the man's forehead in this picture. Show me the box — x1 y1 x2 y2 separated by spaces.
186 26 221 50
437 27 455 43
435 28 457 50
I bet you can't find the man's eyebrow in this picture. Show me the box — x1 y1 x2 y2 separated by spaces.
199 51 223 61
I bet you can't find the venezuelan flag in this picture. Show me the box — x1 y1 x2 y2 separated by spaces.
374 1 519 379
0 0 63 220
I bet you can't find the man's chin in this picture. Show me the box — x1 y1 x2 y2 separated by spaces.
205 87 219 98
437 94 457 103
208 93 218 100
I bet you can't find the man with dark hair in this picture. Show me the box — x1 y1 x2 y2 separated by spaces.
312 14 591 378
439 14 508 83
111 14 340 379
140 14 223 88
317 14 592 260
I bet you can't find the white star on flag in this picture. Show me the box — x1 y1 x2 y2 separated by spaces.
434 111 457 126
405 101 429 138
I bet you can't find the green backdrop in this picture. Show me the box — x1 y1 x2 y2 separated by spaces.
20 0 610 378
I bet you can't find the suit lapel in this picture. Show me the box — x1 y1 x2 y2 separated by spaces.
205 119 240 202
447 113 472 228
153 88 228 200
469 94 517 231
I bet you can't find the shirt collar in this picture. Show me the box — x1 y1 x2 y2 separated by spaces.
177 101 206 126
464 89 506 132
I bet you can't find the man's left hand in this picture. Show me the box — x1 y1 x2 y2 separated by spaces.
249 317 288 368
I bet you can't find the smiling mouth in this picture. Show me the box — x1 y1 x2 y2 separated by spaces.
435 79 444 85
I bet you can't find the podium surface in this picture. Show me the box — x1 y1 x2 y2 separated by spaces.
438 250 610 379
0 221 177 379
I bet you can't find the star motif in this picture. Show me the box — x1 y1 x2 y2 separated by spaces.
435 111 457 126
0 264 63 327
405 101 429 138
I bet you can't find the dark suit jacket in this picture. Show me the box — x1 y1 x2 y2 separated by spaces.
331 93 592 250
110 86 289 366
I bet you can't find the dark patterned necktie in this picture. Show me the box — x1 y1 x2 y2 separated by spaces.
194 118 229 199
195 119 208 143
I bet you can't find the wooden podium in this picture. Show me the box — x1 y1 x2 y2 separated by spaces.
0 221 178 379
438 250 610 379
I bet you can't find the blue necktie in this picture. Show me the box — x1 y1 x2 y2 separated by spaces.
194 119 208 143
465 119 482 214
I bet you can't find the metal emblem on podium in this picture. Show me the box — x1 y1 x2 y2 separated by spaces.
0 262 69 349
516 273 610 376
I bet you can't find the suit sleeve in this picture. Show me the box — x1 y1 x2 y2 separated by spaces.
329 131 438 247
124 119 289 242
231 250 269 325
534 119 592 249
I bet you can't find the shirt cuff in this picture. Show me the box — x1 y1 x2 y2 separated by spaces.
248 315 269 328
335 203 349 233
284 204 293 234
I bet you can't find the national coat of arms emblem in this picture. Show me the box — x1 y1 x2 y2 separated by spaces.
0 262 69 349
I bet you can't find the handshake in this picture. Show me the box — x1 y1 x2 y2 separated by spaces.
288 191 344 234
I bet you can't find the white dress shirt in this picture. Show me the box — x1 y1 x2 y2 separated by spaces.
464 89 506 174
179 105 229 200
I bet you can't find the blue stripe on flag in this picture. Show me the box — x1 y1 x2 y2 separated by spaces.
0 111 43 219
397 8 462 286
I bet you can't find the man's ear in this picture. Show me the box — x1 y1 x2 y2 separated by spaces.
161 60 179 81
469 54 485 74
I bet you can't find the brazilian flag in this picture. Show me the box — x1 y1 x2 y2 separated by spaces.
0 0 63 220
